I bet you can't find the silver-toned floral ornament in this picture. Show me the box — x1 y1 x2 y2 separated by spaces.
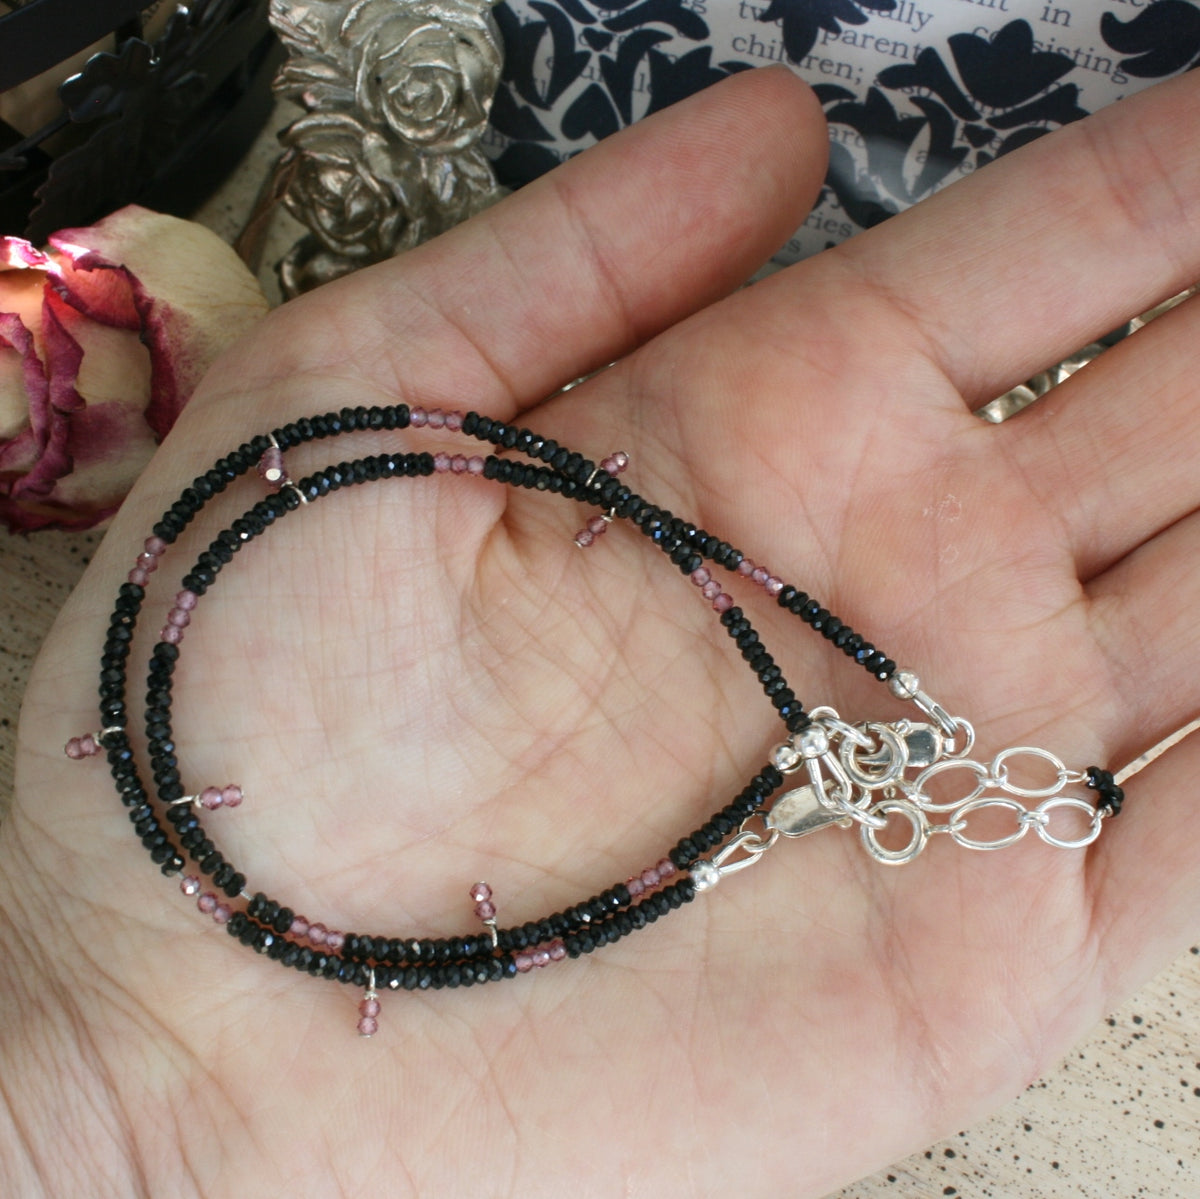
269 0 505 296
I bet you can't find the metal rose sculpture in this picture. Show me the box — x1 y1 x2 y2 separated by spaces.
270 0 505 295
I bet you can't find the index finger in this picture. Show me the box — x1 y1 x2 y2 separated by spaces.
209 68 828 418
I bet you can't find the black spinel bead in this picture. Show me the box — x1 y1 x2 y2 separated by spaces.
227 912 249 937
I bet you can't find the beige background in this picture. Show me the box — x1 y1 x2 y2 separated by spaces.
1 110 1197 1199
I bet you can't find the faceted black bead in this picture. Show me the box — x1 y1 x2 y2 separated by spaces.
853 642 875 664
227 911 249 937
786 710 811 733
223 872 246 899
273 907 295 936
719 606 743 628
254 930 276 955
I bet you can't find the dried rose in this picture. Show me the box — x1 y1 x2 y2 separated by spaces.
0 206 269 533
342 0 502 154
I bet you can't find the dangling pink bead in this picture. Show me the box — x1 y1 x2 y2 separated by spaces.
359 996 381 1018
470 882 492 903
475 900 496 921
586 516 608 537
65 733 98 759
357 1016 379 1037
180 875 201 896
199 786 223 810
574 529 595 548
610 452 629 472
258 446 285 487
221 784 243 809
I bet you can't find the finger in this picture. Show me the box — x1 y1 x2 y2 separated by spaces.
1088 724 1200 1006
793 68 1200 407
214 67 829 416
1086 508 1200 767
995 290 1200 581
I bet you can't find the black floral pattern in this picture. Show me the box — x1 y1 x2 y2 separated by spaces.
756 0 895 64
1101 1 1200 78
815 21 1089 228
490 0 745 187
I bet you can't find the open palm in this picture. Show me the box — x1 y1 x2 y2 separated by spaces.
3 67 1199 1199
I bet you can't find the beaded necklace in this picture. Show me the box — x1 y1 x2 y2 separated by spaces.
66 403 1125 1035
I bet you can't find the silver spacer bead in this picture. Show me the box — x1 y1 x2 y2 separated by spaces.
794 726 830 759
770 742 802 772
690 860 721 892
888 669 921 701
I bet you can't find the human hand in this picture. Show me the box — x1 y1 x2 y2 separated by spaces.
2 66 1198 1199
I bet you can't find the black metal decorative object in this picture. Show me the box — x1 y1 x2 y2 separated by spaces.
0 0 283 243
